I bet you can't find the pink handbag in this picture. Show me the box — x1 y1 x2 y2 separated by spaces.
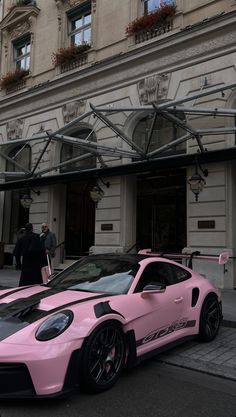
41 254 52 283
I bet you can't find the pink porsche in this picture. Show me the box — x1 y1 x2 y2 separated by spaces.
0 251 226 398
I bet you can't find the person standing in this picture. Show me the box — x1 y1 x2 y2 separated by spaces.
14 223 44 286
13 227 25 270
40 223 57 268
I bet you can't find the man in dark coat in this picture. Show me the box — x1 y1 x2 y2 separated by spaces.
13 227 25 270
14 223 44 286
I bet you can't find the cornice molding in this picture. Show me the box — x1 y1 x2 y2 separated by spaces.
0 5 40 33
54 0 88 12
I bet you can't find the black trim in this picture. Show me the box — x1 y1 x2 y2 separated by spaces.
94 301 125 318
0 286 34 300
62 348 82 393
125 330 138 368
1 148 236 191
139 335 196 363
0 363 35 398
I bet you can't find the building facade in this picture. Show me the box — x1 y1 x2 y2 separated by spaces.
0 0 236 288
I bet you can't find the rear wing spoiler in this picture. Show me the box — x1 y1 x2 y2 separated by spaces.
138 249 230 269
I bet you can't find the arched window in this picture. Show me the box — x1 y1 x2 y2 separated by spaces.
133 112 186 155
2 145 31 245
60 128 96 173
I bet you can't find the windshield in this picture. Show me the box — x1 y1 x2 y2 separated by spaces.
48 255 140 294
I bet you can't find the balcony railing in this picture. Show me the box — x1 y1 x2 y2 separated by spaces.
134 17 174 45
60 53 89 73
5 79 27 94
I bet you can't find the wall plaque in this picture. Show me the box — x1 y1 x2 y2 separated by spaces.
101 224 113 231
198 220 215 229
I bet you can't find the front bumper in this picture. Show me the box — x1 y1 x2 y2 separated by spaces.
0 342 83 398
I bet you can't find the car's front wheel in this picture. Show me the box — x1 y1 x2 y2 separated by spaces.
81 321 126 393
198 294 221 342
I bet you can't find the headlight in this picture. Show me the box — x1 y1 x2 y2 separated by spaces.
35 310 73 341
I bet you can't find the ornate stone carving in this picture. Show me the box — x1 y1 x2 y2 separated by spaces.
7 20 31 40
137 74 169 105
62 100 86 124
6 119 24 140
55 0 81 10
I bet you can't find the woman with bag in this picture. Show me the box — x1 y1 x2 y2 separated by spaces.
40 223 57 282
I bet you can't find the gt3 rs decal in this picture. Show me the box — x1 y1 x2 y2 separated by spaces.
137 318 196 347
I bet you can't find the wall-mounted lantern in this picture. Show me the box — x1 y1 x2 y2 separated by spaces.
20 194 33 209
89 178 110 206
20 188 40 209
188 157 208 201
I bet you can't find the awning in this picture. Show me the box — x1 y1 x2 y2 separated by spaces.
1 147 236 191
1 80 236 191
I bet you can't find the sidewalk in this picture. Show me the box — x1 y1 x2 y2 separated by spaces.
0 266 235 382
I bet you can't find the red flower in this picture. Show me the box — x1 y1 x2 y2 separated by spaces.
126 2 176 35
0 69 29 88
52 43 91 66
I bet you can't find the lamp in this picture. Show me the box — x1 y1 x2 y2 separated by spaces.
20 194 33 209
20 187 40 209
89 178 110 206
188 157 208 201
90 184 104 206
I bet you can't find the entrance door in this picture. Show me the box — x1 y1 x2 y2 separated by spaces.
136 169 186 252
65 180 95 257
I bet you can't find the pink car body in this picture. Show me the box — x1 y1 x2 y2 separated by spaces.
0 253 223 398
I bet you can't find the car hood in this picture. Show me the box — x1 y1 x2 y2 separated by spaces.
0 285 118 343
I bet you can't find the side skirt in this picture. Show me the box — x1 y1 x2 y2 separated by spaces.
126 335 196 368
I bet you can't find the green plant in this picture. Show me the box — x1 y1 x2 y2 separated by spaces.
0 68 29 89
126 2 176 35
52 43 91 66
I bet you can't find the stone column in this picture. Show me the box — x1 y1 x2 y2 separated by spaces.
90 174 137 254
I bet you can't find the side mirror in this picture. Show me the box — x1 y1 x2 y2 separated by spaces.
141 282 166 297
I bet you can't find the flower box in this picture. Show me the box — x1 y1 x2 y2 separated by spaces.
126 2 176 36
0 69 29 89
52 43 91 67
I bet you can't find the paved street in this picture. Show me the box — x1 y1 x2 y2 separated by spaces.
0 363 235 417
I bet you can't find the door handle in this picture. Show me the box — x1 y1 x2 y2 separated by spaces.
174 297 183 303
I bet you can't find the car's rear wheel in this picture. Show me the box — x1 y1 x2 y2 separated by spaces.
198 294 221 342
81 321 126 393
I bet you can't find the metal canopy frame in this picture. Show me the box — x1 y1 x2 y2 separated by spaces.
1 80 236 186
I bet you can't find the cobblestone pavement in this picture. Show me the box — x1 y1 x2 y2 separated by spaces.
156 326 236 381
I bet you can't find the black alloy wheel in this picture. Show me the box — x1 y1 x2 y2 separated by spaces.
81 321 126 392
199 294 221 342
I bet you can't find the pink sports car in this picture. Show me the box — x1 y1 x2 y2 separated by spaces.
0 251 226 398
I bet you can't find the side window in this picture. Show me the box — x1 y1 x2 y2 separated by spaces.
13 36 31 70
135 261 191 292
68 3 91 46
170 264 191 284
135 262 170 292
